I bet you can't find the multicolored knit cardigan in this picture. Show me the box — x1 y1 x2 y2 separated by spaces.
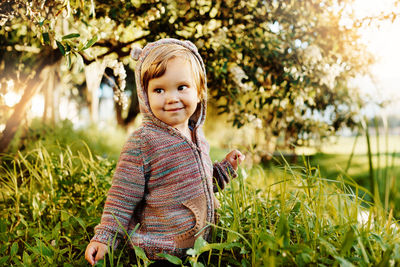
91 38 237 260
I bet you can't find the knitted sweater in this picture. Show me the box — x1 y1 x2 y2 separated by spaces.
91 39 236 260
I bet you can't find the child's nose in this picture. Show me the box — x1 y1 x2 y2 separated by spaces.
166 91 179 103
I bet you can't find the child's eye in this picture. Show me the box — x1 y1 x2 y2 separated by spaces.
178 85 188 91
154 88 164 94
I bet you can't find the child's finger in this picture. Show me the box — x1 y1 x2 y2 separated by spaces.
85 246 96 265
95 246 107 263
233 151 245 161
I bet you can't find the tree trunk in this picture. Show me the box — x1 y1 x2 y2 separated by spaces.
53 73 61 123
43 66 55 124
0 49 61 153
85 61 105 123
0 77 44 153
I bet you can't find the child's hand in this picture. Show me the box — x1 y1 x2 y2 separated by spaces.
225 149 245 170
85 241 108 266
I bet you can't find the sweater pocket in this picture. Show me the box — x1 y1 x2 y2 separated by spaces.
174 194 207 248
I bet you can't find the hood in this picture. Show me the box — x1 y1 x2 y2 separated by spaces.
131 38 207 130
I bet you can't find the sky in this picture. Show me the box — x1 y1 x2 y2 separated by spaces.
351 0 400 116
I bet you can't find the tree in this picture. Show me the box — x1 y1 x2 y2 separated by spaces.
0 0 396 153
204 0 372 153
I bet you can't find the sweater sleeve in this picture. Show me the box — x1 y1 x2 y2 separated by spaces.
91 135 146 247
212 159 238 192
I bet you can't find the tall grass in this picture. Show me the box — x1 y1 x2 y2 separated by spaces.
208 159 400 266
1 142 400 266
356 116 399 215
11 119 127 161
0 142 115 266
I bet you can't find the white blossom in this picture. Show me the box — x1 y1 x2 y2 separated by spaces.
319 63 344 89
295 96 304 107
280 98 288 108
244 113 256 122
147 7 161 21
229 65 252 92
303 45 322 65
253 118 262 129
213 28 228 46
104 57 128 108
244 113 262 129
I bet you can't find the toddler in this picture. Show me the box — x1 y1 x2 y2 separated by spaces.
85 38 244 265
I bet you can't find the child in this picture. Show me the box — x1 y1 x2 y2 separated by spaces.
85 38 244 265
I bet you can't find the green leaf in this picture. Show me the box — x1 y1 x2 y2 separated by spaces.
193 262 205 267
23 252 31 265
133 245 148 261
377 245 394 267
35 238 53 257
370 233 385 249
318 238 337 256
65 43 71 53
0 219 6 233
74 216 86 229
61 211 69 221
0 256 9 265
62 33 80 40
42 32 50 44
0 245 7 254
333 256 355 267
52 222 61 238
186 248 196 257
193 236 208 253
10 242 18 257
340 227 357 255
227 231 238 243
276 215 290 247
56 41 65 56
295 252 312 267
82 35 98 50
94 259 104 266
157 253 182 265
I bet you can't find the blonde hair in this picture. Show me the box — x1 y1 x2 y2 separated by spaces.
141 44 206 101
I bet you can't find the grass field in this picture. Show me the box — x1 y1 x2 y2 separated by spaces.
299 135 400 155
1 122 400 266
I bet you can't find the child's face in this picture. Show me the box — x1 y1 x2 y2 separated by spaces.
147 56 200 131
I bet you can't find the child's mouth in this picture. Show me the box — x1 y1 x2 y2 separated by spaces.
164 107 184 112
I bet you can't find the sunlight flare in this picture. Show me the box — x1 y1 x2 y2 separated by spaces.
4 91 21 107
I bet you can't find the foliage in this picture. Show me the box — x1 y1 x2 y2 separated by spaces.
1 136 400 266
1 0 394 153
0 142 116 266
10 118 127 161
211 163 400 266
205 0 371 151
